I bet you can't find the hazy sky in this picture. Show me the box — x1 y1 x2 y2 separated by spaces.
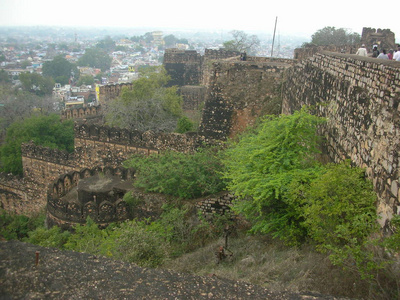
0 0 398 39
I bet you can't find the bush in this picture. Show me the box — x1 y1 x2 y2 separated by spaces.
64 217 111 255
111 220 168 267
223 107 326 245
176 116 194 133
0 209 45 240
124 147 226 199
300 161 380 278
26 225 70 249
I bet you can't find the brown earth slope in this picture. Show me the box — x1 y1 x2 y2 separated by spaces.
0 240 344 299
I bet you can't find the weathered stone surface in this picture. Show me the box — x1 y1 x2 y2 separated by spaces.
282 51 400 230
0 240 342 299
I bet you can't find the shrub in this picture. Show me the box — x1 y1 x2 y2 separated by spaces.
124 147 226 199
26 225 70 249
0 209 45 240
176 116 194 133
111 220 168 267
223 107 326 245
64 217 111 255
300 161 380 278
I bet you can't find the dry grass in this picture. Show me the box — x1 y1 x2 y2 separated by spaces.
161 233 400 299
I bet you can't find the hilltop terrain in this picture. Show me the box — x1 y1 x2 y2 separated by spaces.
0 240 343 299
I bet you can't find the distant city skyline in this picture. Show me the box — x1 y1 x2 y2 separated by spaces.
0 0 398 41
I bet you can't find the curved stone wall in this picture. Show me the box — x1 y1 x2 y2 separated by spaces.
47 166 134 229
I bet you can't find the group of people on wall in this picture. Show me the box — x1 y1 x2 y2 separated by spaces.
356 44 400 61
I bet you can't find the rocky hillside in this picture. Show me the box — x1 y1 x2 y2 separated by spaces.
0 240 343 299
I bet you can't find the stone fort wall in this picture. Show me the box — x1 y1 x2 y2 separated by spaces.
47 166 134 229
282 51 400 229
199 57 295 140
61 106 102 120
1 125 207 215
3 47 400 229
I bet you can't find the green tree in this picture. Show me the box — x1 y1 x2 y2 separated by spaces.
223 30 260 55
96 36 115 51
0 84 56 134
19 72 54 96
176 116 194 133
0 114 74 175
0 209 45 240
105 66 182 132
299 161 379 276
223 107 326 244
64 217 111 255
0 70 11 83
311 26 361 46
78 48 112 72
26 225 70 248
124 147 226 199
42 55 78 85
164 34 178 48
20 60 31 69
77 74 95 86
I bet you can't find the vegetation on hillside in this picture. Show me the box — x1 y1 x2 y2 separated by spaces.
223 107 381 278
124 147 226 199
42 55 79 85
1 107 400 299
0 114 74 175
105 66 183 132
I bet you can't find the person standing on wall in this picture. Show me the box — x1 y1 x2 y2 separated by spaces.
388 49 394 60
356 44 368 56
372 45 380 58
377 49 389 59
393 45 400 61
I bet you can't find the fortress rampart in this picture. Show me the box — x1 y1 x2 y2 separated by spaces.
97 83 133 105
199 57 295 140
282 51 400 229
46 166 134 229
2 47 400 230
61 106 102 120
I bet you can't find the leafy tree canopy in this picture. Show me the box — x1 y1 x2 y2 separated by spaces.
77 48 112 72
77 74 94 86
223 107 326 244
223 30 260 55
0 84 56 133
19 72 54 96
124 147 226 199
164 34 178 48
0 70 11 84
105 66 182 132
310 26 360 46
42 55 78 85
0 114 74 175
95 36 115 51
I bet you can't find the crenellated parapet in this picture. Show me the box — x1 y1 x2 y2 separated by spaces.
46 166 135 229
73 123 210 170
74 123 205 151
61 105 102 120
98 82 133 104
21 142 73 166
204 49 240 60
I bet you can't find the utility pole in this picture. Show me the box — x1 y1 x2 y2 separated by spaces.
271 16 278 57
